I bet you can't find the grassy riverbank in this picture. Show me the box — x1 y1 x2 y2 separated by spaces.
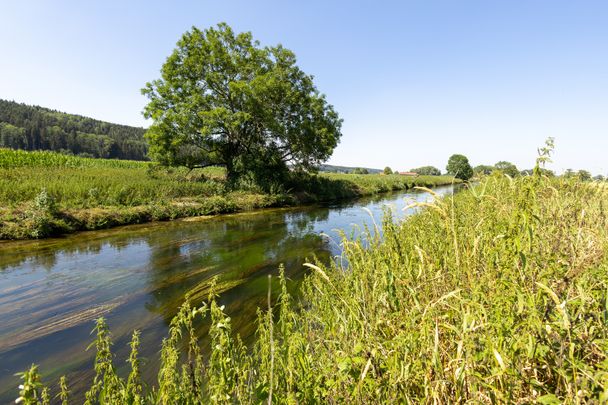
0 148 458 239
16 173 608 403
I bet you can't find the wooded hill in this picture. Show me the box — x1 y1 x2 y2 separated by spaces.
0 99 148 160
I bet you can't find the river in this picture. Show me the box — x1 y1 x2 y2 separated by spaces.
0 185 456 401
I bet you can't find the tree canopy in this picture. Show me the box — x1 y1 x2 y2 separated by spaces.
576 169 592 181
561 169 592 181
446 154 473 180
410 166 441 176
494 161 519 177
383 166 393 175
142 23 342 186
474 165 494 175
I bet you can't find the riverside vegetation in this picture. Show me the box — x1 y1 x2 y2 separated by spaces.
0 148 458 240
13 162 608 403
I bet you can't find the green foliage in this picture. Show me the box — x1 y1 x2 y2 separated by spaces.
0 149 458 239
446 154 473 180
577 169 592 181
351 167 369 174
25 188 65 239
142 23 342 187
125 331 143 403
410 165 441 176
494 160 519 177
0 99 147 160
84 318 120 404
17 170 608 403
562 169 592 181
474 164 495 175
14 364 46 404
0 148 146 169
33 189 57 214
0 149 224 209
536 137 555 169
383 166 392 175
59 376 69 405
562 169 576 178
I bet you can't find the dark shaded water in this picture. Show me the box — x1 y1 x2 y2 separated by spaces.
0 185 455 401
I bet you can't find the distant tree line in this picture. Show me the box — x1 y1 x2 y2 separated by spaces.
410 166 441 176
0 99 148 160
352 167 369 174
473 161 537 177
473 161 605 181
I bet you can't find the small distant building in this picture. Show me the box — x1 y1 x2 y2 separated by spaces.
398 171 419 177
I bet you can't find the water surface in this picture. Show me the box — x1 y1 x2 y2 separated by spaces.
0 185 455 401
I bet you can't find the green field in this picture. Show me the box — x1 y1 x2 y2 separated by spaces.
0 148 458 239
16 172 608 403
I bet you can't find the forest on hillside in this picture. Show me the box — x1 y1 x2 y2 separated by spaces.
0 99 148 160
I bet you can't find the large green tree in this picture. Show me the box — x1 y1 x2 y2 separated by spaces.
142 23 342 186
446 154 473 180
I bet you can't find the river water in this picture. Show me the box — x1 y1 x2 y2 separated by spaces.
0 185 455 401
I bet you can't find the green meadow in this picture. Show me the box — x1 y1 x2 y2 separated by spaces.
0 148 458 239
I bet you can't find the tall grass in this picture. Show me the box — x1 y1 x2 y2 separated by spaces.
14 168 608 403
0 148 225 207
0 148 458 239
0 166 225 207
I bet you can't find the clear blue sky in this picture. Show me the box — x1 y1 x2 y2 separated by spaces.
1 1 607 174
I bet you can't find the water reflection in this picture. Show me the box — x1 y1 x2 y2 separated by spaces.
0 185 455 401
0 209 334 401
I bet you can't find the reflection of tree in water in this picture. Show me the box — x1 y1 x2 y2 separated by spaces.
0 208 335 402
0 187 456 273
284 207 331 234
0 226 155 272
0 242 58 271
143 207 333 344
0 248 58 272
0 188 461 403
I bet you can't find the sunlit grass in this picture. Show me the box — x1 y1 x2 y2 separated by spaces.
0 149 458 239
15 171 608 403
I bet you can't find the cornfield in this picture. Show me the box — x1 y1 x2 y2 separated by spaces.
0 148 148 169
